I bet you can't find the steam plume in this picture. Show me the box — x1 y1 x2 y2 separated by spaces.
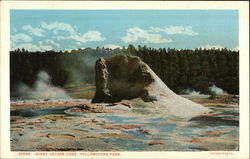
185 89 201 95
209 84 228 95
17 71 70 99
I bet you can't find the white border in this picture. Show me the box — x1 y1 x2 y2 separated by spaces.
1 1 249 159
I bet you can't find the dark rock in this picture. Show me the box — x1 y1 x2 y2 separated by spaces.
92 55 155 103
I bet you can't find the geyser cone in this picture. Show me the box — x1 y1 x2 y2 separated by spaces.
92 54 209 118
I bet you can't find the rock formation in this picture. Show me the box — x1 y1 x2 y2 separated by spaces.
92 54 209 118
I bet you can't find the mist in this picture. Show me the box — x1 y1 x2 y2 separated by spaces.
62 49 116 85
16 71 70 99
209 84 228 95
62 53 99 84
184 89 201 95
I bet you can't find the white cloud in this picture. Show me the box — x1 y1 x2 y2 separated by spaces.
80 31 106 42
12 43 40 51
11 42 53 52
54 30 105 43
41 21 77 35
201 44 225 50
40 45 53 51
13 22 106 50
11 33 32 43
150 26 198 36
37 41 53 50
54 36 67 41
104 44 122 49
121 27 173 43
22 25 45 37
44 39 60 47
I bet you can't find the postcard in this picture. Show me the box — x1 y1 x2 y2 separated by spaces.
0 1 249 159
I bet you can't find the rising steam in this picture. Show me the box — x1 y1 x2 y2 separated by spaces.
17 71 70 99
209 84 228 95
63 53 98 84
184 89 201 95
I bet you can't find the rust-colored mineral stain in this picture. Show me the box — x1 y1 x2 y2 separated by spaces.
102 124 144 129
186 136 202 143
148 140 164 145
201 129 235 136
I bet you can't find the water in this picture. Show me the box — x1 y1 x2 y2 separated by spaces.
10 101 239 151
96 104 239 151
11 106 75 117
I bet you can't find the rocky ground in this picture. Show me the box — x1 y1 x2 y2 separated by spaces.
10 95 239 151
191 94 239 106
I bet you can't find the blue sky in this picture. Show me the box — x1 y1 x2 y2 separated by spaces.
10 10 239 51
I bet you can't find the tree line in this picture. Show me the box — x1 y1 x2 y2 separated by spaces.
126 45 239 94
10 45 239 97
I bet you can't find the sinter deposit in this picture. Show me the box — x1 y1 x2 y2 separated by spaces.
92 54 209 118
